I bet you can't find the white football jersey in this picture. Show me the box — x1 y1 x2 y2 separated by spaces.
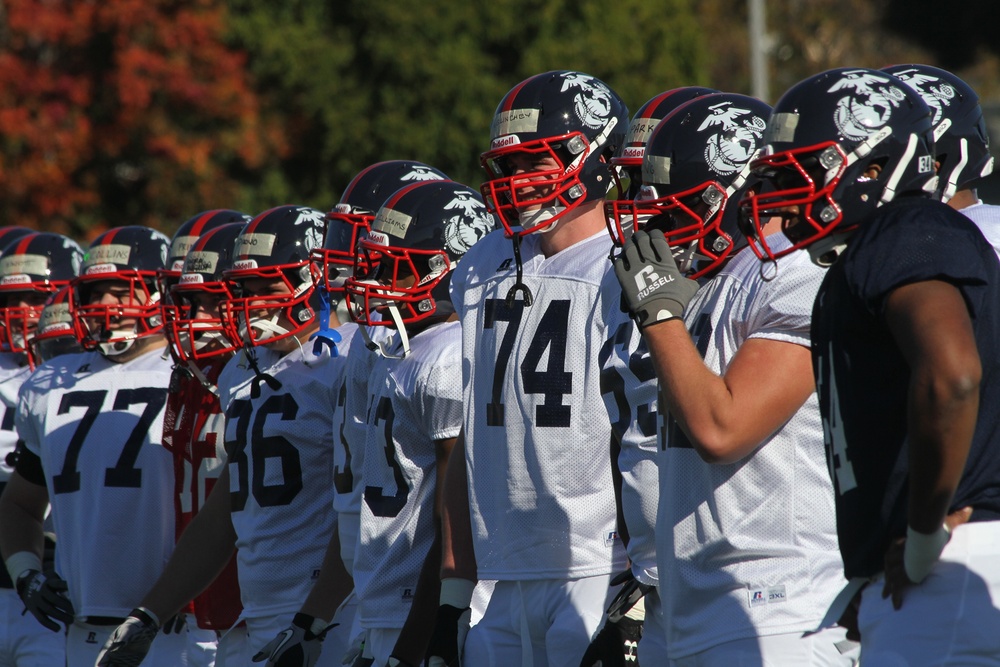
17 347 174 618
597 269 659 587
451 229 625 580
657 240 847 657
218 323 354 619
959 201 1000 260
332 325 388 575
354 321 462 628
0 354 31 484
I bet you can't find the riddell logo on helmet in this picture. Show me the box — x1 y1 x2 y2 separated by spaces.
621 146 645 160
231 259 259 271
490 135 521 150
0 275 30 286
367 231 391 247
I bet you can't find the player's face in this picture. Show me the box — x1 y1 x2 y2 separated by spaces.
83 279 149 333
184 291 226 353
238 276 300 351
504 152 562 209
0 290 48 352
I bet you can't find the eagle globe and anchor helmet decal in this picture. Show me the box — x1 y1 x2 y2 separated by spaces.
221 206 327 350
607 93 771 280
158 209 252 308
345 180 493 353
315 160 448 297
480 70 629 236
882 63 994 203
162 222 247 364
72 226 171 357
739 67 937 263
29 285 82 367
0 232 84 365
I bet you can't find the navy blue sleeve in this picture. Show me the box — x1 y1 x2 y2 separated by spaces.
842 199 997 319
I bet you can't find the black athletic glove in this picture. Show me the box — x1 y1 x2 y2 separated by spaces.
252 612 336 667
425 603 471 667
579 616 642 667
16 569 75 632
96 607 160 667
613 228 699 329
579 571 651 667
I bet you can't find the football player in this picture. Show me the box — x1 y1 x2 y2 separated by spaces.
0 226 186 667
596 92 771 665
882 63 1000 258
161 219 250 666
256 161 450 667
0 230 80 667
95 206 356 667
435 70 630 667
741 67 1000 662
613 91 858 663
331 180 491 667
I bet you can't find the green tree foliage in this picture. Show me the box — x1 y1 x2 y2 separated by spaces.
225 0 708 208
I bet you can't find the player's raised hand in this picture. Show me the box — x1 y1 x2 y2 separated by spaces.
613 229 699 329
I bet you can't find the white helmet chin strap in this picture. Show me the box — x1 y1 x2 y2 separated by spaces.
357 303 410 359
97 333 138 358
519 206 565 234
241 312 291 345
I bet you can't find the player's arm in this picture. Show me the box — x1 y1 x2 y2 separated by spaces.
881 279 979 608
138 463 238 620
0 468 48 567
426 432 476 667
614 228 813 464
440 432 476 582
644 324 815 464
0 455 76 632
98 464 238 665
390 435 458 667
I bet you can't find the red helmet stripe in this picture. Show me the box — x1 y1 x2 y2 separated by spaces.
499 75 537 113
381 181 426 210
11 233 37 255
189 210 223 235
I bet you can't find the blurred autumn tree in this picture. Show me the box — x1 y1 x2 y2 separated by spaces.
0 0 278 238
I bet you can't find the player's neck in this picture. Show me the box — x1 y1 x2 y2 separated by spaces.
947 188 979 211
538 201 607 258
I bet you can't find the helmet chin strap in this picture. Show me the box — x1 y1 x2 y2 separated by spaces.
96 325 139 358
241 312 291 345
519 206 565 234
357 303 410 359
